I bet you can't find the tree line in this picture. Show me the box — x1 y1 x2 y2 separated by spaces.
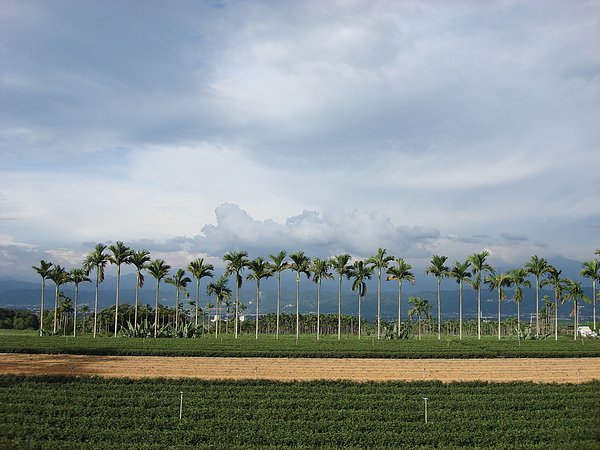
32 244 600 340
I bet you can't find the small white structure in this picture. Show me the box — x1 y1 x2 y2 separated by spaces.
578 326 598 337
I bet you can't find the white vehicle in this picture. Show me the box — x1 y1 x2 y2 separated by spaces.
578 326 598 337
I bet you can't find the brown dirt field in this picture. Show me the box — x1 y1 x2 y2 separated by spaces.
1 354 600 383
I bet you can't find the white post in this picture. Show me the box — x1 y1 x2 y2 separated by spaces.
423 397 429 424
179 391 183 419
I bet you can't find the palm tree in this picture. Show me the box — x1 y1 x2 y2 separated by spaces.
187 258 214 328
84 243 110 338
206 275 231 338
311 258 333 340
386 258 415 337
408 296 432 340
330 254 352 340
564 279 590 340
449 260 471 340
246 257 273 339
425 255 449 340
58 295 73 336
524 255 551 337
269 251 288 339
165 269 192 332
580 259 600 330
48 265 69 334
367 248 394 339
467 250 493 340
485 270 510 340
108 242 133 337
32 260 53 336
541 266 566 340
146 259 171 338
223 251 249 339
289 251 311 339
507 268 531 336
347 260 373 339
69 268 90 337
130 250 151 328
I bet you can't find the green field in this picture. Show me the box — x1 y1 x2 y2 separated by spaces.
1 331 600 358
1 375 598 449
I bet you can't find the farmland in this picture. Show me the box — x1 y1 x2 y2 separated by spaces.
1 375 599 449
1 332 600 359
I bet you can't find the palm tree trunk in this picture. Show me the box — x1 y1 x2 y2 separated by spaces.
437 278 441 340
276 272 281 339
53 285 59 334
234 281 239 339
554 291 558 341
517 301 521 338
337 275 342 340
477 284 481 340
175 289 180 332
295 276 300 340
154 281 160 338
317 281 321 340
535 277 540 337
377 269 381 339
358 293 362 339
497 287 501 340
39 279 45 336
459 282 463 340
593 280 597 331
397 281 402 337
114 265 121 337
195 279 200 328
255 281 260 339
93 273 99 338
134 275 140 328
573 299 577 340
73 285 79 337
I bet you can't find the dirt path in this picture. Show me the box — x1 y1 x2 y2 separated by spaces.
1 354 599 383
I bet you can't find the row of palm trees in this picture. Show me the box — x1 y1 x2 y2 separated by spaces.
32 245 600 340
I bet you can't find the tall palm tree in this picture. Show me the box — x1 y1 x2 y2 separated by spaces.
408 296 432 340
146 259 171 338
564 279 590 340
32 260 53 336
311 258 333 340
165 269 192 332
80 304 90 334
269 251 289 339
130 250 151 327
386 258 415 337
507 268 531 337
485 270 510 340
367 248 394 339
84 243 110 338
580 259 600 330
223 251 249 339
467 250 493 340
449 260 471 340
524 255 551 337
425 255 449 340
542 267 566 340
206 275 231 338
108 242 133 337
69 268 90 337
58 295 73 336
49 265 69 334
330 253 352 340
347 260 373 339
289 251 311 339
246 257 273 339
187 258 214 328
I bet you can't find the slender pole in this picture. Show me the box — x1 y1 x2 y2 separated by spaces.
179 391 183 419
423 398 429 424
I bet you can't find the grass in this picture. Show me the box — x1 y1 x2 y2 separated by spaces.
1 331 599 358
1 375 599 449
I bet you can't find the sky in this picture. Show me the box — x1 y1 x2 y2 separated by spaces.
1 0 599 281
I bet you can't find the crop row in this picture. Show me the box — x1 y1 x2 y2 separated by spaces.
1 376 599 449
1 333 599 358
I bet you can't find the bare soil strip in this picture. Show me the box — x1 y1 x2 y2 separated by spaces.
1 354 599 383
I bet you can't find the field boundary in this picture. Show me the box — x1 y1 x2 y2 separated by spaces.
1 353 599 383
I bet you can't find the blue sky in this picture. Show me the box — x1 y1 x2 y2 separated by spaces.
1 0 599 280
